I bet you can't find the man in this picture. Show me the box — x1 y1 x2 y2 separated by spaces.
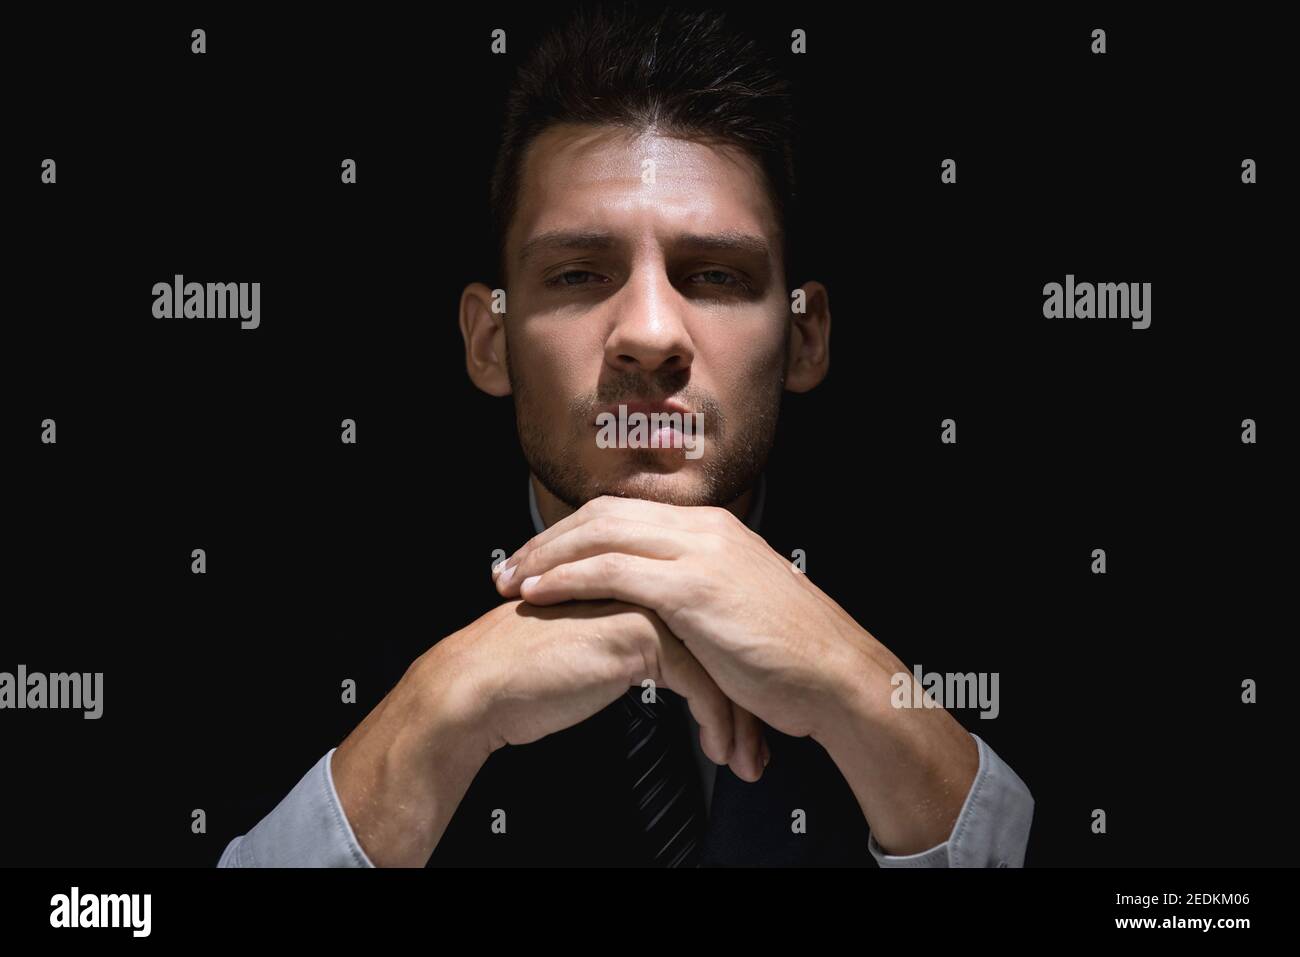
218 4 1033 868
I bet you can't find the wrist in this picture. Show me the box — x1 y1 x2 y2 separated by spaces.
332 641 494 867
403 632 498 767
811 641 980 855
809 630 888 753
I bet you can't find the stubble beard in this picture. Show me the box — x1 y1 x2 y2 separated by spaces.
506 331 786 512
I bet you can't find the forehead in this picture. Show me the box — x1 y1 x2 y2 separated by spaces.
509 123 780 256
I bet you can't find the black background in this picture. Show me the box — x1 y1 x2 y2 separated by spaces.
4 4 1292 869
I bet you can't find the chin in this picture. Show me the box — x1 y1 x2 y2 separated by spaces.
587 463 709 506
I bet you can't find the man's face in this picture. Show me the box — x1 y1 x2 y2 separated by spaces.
502 123 789 511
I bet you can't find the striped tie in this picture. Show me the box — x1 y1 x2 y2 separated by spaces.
615 685 707 867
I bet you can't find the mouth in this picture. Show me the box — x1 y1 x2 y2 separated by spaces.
590 399 707 461
592 399 692 426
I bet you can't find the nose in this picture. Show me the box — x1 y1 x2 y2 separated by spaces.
604 265 694 376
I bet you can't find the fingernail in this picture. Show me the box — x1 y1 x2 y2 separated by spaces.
761 743 771 767
521 574 541 591
497 562 516 585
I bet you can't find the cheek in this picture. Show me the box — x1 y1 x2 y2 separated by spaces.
513 329 597 403
700 326 786 392
693 352 782 439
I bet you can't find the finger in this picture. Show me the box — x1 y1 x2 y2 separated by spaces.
517 554 676 611
499 495 733 574
729 702 767 783
652 621 734 766
496 518 690 597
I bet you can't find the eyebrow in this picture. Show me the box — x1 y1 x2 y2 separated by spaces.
518 230 620 266
516 229 773 266
672 231 772 260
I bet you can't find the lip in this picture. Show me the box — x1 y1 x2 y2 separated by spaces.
593 399 692 424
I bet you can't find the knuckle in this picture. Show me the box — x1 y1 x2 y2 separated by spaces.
701 531 729 559
599 551 629 577
517 545 540 575
587 515 618 541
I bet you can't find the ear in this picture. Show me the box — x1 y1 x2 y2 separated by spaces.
459 282 512 397
784 281 831 393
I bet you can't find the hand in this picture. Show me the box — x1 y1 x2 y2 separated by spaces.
334 597 765 867
493 496 880 740
491 496 981 855
451 598 766 780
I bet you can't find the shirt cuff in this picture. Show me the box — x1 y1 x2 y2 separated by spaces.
868 732 1034 868
217 747 375 868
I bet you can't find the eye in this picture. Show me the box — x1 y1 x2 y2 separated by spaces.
544 270 606 288
686 270 753 293
691 270 736 285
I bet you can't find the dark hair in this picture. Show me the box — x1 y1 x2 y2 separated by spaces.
489 3 801 289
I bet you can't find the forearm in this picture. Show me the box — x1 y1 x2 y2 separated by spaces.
331 638 493 867
813 644 980 856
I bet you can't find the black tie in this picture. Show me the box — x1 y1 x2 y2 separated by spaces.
614 685 708 867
